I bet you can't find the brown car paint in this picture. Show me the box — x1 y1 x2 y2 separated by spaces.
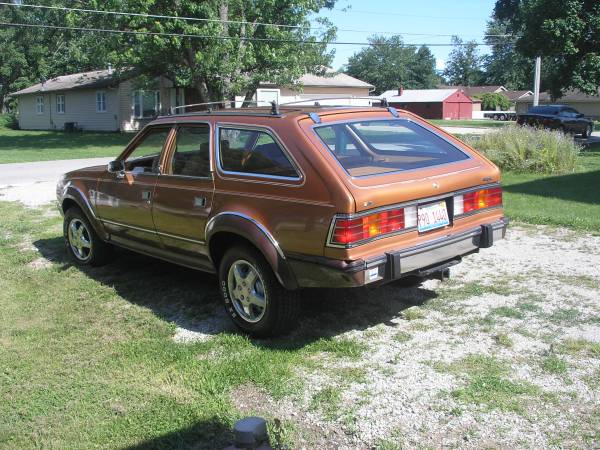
57 106 507 289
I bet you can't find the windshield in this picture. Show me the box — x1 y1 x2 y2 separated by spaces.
314 119 470 177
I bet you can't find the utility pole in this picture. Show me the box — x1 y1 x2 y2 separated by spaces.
533 56 541 106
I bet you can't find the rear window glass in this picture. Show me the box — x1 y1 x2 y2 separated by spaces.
314 120 470 177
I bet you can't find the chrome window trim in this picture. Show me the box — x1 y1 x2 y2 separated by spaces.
325 182 502 248
312 118 473 180
215 123 304 183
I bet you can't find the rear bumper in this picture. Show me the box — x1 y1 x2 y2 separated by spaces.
287 217 508 288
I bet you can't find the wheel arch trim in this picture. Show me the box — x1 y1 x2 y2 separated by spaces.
205 212 298 289
61 184 108 240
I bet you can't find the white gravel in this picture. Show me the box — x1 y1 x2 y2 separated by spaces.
180 224 600 448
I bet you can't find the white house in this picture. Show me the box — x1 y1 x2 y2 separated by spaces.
248 70 375 106
8 68 185 131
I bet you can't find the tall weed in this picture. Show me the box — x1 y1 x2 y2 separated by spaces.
464 126 581 174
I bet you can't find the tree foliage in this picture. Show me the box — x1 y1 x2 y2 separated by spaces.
482 19 533 90
345 35 439 94
475 92 512 110
494 0 600 98
1 1 337 106
442 36 485 86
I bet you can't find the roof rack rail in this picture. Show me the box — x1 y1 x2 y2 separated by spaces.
168 100 276 116
279 96 385 107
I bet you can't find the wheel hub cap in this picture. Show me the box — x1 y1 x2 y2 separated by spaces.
227 259 266 323
68 218 92 261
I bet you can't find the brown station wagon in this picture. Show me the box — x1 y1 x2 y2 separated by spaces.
57 101 508 336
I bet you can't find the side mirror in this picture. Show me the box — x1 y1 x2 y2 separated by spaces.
107 160 125 173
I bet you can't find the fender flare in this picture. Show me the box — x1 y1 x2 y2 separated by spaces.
205 212 298 290
61 184 108 240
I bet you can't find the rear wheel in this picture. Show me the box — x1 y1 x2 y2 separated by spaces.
218 245 300 337
63 207 112 266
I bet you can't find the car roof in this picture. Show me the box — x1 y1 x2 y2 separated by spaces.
151 105 397 126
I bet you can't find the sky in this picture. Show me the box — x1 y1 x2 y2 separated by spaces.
311 0 498 72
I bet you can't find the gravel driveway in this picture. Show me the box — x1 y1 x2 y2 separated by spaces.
176 224 600 448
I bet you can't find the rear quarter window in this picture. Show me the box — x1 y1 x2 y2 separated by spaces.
218 127 299 179
314 119 470 177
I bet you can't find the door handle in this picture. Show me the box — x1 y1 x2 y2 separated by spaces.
141 191 152 201
194 196 206 207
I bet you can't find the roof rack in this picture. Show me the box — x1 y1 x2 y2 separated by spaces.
160 96 400 122
168 100 278 116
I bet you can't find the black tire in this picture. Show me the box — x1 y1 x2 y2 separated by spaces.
63 207 113 266
582 123 593 138
218 245 300 337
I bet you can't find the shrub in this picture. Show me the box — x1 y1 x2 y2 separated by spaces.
464 125 581 174
0 113 19 130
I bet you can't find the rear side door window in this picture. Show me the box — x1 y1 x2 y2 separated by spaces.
169 125 211 178
218 127 299 179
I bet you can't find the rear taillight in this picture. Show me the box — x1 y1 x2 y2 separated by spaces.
330 206 417 246
454 187 502 216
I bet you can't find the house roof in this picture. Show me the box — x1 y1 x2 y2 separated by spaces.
260 70 374 89
503 90 534 101
515 88 600 103
379 88 459 103
8 68 135 97
444 85 506 97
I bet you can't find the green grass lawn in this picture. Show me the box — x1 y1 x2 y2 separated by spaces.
0 128 133 164
502 141 600 231
0 202 370 448
430 119 511 128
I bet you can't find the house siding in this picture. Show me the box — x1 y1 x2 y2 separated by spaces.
18 89 120 131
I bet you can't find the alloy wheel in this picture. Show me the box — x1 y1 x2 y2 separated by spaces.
227 259 267 323
68 218 92 261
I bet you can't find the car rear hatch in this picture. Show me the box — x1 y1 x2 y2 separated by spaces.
310 115 502 248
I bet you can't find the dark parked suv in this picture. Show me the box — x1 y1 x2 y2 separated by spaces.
517 104 594 137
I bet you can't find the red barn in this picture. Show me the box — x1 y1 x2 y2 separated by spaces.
380 88 473 120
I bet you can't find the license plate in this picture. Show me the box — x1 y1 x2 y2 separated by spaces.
418 201 450 232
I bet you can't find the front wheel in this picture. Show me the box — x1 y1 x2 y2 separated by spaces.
63 207 113 266
218 245 300 337
582 123 593 138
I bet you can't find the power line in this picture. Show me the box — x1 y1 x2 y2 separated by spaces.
0 2 513 39
0 22 512 47
333 8 484 20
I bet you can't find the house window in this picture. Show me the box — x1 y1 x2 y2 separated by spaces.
133 90 160 119
96 91 107 112
56 94 65 114
35 96 44 114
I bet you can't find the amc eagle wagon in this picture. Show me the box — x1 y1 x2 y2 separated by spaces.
57 101 508 336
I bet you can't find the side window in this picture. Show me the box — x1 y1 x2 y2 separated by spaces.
124 127 171 173
219 128 299 178
170 125 211 178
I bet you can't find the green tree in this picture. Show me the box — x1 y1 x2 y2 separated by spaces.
443 36 484 86
494 0 600 98
475 92 512 110
111 0 337 103
345 35 439 94
482 19 533 89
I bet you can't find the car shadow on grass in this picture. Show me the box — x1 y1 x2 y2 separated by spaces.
121 417 233 450
34 236 438 349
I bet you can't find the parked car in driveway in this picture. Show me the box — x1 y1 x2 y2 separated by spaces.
517 104 594 137
56 101 508 336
